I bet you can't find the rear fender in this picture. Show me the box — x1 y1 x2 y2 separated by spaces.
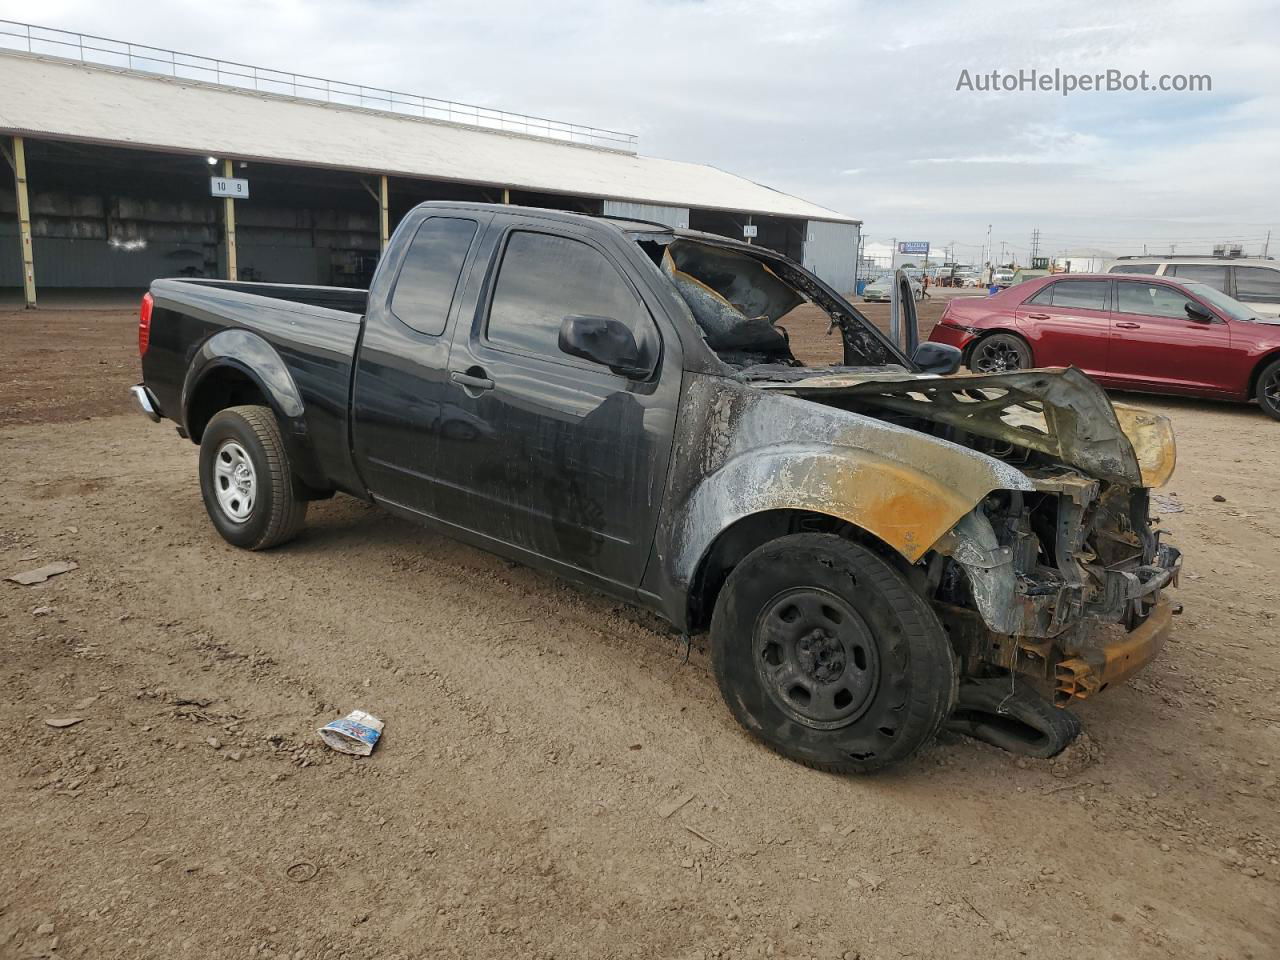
182 329 322 486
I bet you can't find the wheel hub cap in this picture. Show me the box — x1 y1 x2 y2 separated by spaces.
797 629 846 682
753 588 880 730
212 440 256 523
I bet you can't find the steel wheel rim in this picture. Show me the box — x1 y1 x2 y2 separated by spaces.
752 587 880 730
212 440 256 523
974 338 1024 373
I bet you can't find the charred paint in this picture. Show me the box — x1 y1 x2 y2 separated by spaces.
656 373 1035 610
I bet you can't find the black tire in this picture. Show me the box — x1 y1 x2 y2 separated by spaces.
1256 357 1280 421
710 533 958 774
969 332 1032 373
945 678 1082 759
198 405 307 550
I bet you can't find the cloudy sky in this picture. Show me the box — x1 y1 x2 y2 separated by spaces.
4 0 1277 265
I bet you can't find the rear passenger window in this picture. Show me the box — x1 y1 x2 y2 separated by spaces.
390 217 479 336
1029 280 1108 310
1115 282 1194 319
1234 266 1280 303
1109 263 1159 274
1167 264 1228 292
486 231 648 360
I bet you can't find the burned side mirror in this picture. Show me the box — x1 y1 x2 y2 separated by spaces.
558 315 652 378
912 342 962 375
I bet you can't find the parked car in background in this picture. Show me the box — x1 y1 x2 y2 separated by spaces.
861 275 922 302
928 272 1280 419
1108 256 1280 318
992 269 1015 288
1011 268 1049 286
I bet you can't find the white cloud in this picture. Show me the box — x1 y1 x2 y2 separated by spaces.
2 0 1275 258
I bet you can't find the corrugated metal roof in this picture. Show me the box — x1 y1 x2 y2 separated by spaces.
0 52 856 224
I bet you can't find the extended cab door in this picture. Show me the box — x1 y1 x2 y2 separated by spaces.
351 212 489 514
432 217 681 591
1013 278 1111 376
1106 278 1234 394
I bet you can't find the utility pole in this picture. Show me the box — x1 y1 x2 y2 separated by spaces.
999 240 1007 265
1265 230 1272 257
1030 228 1041 262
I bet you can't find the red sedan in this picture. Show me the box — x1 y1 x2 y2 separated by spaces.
928 273 1280 420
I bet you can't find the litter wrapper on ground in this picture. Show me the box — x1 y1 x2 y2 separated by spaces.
317 709 384 756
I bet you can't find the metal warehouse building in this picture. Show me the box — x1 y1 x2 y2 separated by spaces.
0 23 861 308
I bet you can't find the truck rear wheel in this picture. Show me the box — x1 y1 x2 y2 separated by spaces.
198 405 307 550
710 533 957 774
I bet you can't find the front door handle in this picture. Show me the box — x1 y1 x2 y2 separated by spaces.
1026 313 1050 320
1115 321 1141 329
450 369 495 391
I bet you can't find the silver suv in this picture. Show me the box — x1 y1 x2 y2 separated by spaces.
1108 256 1280 318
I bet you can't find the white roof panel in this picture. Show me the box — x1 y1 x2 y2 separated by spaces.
0 52 856 224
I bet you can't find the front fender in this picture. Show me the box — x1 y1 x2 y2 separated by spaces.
660 375 1035 601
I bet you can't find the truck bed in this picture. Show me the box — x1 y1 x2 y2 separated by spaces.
157 278 369 316
143 277 368 496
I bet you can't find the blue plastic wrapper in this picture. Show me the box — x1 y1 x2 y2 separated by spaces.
317 709 384 756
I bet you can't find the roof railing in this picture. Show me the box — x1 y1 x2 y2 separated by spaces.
0 19 639 153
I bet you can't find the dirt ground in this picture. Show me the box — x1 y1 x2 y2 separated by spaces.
1 303 1277 960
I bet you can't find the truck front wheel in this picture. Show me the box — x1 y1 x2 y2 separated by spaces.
711 533 957 773
198 405 307 550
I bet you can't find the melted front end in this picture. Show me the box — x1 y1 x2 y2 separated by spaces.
763 365 1182 704
933 471 1180 703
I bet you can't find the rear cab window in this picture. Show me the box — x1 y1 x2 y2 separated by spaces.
390 217 480 335
1027 279 1109 310
485 230 652 363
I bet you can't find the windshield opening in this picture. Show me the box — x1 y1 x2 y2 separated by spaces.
652 238 902 372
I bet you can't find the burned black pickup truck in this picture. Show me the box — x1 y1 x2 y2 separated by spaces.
132 202 1181 772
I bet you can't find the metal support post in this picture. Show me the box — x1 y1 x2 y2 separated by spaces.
223 158 238 281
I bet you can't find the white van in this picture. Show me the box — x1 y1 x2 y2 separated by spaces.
1108 256 1280 318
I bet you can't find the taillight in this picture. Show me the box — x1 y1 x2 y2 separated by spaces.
138 292 154 356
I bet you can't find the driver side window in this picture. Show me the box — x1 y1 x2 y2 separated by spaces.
485 231 650 362
1115 282 1194 319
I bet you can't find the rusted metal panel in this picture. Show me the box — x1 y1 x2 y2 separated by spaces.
1055 599 1174 702
1112 402 1177 488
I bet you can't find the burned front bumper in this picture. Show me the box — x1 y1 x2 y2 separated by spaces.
935 479 1181 702
1054 598 1175 703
